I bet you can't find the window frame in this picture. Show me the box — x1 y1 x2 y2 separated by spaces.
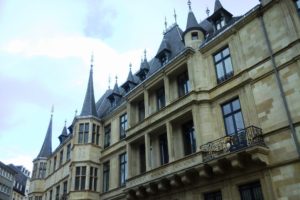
119 113 128 140
156 86 166 110
102 161 110 192
159 133 169 165
78 123 89 144
221 98 245 136
213 46 234 84
89 167 98 191
204 190 222 200
66 144 71 161
104 124 111 148
138 100 145 122
75 166 86 191
239 181 264 200
182 121 196 156
177 71 190 97
119 153 127 186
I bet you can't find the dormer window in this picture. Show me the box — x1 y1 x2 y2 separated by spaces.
191 32 199 40
160 53 168 66
215 17 225 30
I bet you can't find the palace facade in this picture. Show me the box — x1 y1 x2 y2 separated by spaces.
29 0 300 199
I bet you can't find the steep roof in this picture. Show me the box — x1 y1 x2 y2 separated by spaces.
214 0 223 12
58 122 68 143
80 65 97 117
37 115 52 158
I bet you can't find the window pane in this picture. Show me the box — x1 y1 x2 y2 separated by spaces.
224 57 233 74
82 167 86 175
225 116 235 135
297 1 300 9
234 112 245 131
222 104 231 115
79 124 84 132
216 63 225 79
214 53 222 62
232 99 241 111
84 123 89 132
76 167 80 175
223 48 229 57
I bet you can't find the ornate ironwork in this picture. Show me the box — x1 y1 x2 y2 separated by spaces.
200 126 265 162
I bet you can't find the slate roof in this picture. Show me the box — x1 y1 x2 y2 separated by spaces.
37 115 52 158
58 124 68 143
80 66 97 117
214 0 223 12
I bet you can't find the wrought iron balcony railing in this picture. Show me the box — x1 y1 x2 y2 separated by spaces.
200 126 265 162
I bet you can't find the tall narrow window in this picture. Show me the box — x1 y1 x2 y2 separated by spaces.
182 121 196 155
296 0 300 14
53 156 57 172
138 100 145 122
204 190 222 200
177 71 190 97
103 161 110 192
89 167 98 191
159 133 169 165
66 144 71 161
49 190 52 200
239 181 264 200
32 163 37 178
59 150 63 166
119 153 127 186
55 185 60 200
96 125 100 145
156 87 165 110
214 47 233 83
120 114 128 139
63 181 68 195
78 123 89 144
75 166 86 191
92 124 96 144
222 98 245 135
104 125 111 148
139 143 146 174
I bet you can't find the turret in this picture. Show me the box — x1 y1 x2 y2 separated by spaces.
183 0 206 49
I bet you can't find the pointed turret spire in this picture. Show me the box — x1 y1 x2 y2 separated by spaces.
214 0 223 12
80 55 97 117
37 110 53 158
186 4 200 30
58 120 68 143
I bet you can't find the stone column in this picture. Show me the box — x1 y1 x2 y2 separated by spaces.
166 121 174 162
144 90 150 117
145 132 151 171
164 75 170 105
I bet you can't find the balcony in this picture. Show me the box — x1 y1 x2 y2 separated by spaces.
125 126 269 200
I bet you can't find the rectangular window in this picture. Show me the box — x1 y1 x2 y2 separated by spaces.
104 124 111 148
55 185 60 200
92 124 96 144
96 125 100 145
66 144 71 160
119 153 127 186
53 156 57 172
139 143 146 174
159 133 169 165
239 181 264 200
78 123 89 144
89 167 98 191
214 47 233 84
75 166 86 191
204 190 222 200
138 100 145 122
177 71 190 97
103 161 110 192
191 32 199 40
222 98 245 135
156 86 166 110
63 181 67 194
49 190 52 200
120 113 128 139
59 150 63 166
182 121 196 155
215 17 226 30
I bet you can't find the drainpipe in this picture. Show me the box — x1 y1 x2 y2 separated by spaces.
259 10 300 157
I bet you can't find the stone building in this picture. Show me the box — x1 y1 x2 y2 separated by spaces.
0 161 17 200
29 0 300 199
10 165 31 200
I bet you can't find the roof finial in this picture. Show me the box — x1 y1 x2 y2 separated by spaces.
115 75 118 84
164 16 168 32
188 0 192 11
144 49 147 60
51 105 54 118
174 9 177 24
108 75 111 89
129 63 132 71
75 109 78 116
90 52 94 69
64 120 67 127
206 7 210 17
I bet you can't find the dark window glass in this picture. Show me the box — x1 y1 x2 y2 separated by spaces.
59 150 63 166
49 190 52 200
78 123 89 144
182 121 196 155
75 166 86 191
214 47 233 83
204 190 222 200
138 100 145 122
55 185 60 200
92 124 96 144
89 167 98 191
160 54 168 66
96 125 100 145
139 143 146 174
296 0 300 13
222 98 245 135
191 32 198 40
156 87 166 110
239 181 264 200
63 181 67 194
159 133 169 165
103 161 110 192
177 71 190 97
66 144 71 160
215 17 226 30
104 124 111 148
120 114 128 139
119 153 127 186
53 157 56 172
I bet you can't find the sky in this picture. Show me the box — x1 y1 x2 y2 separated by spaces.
0 0 260 173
